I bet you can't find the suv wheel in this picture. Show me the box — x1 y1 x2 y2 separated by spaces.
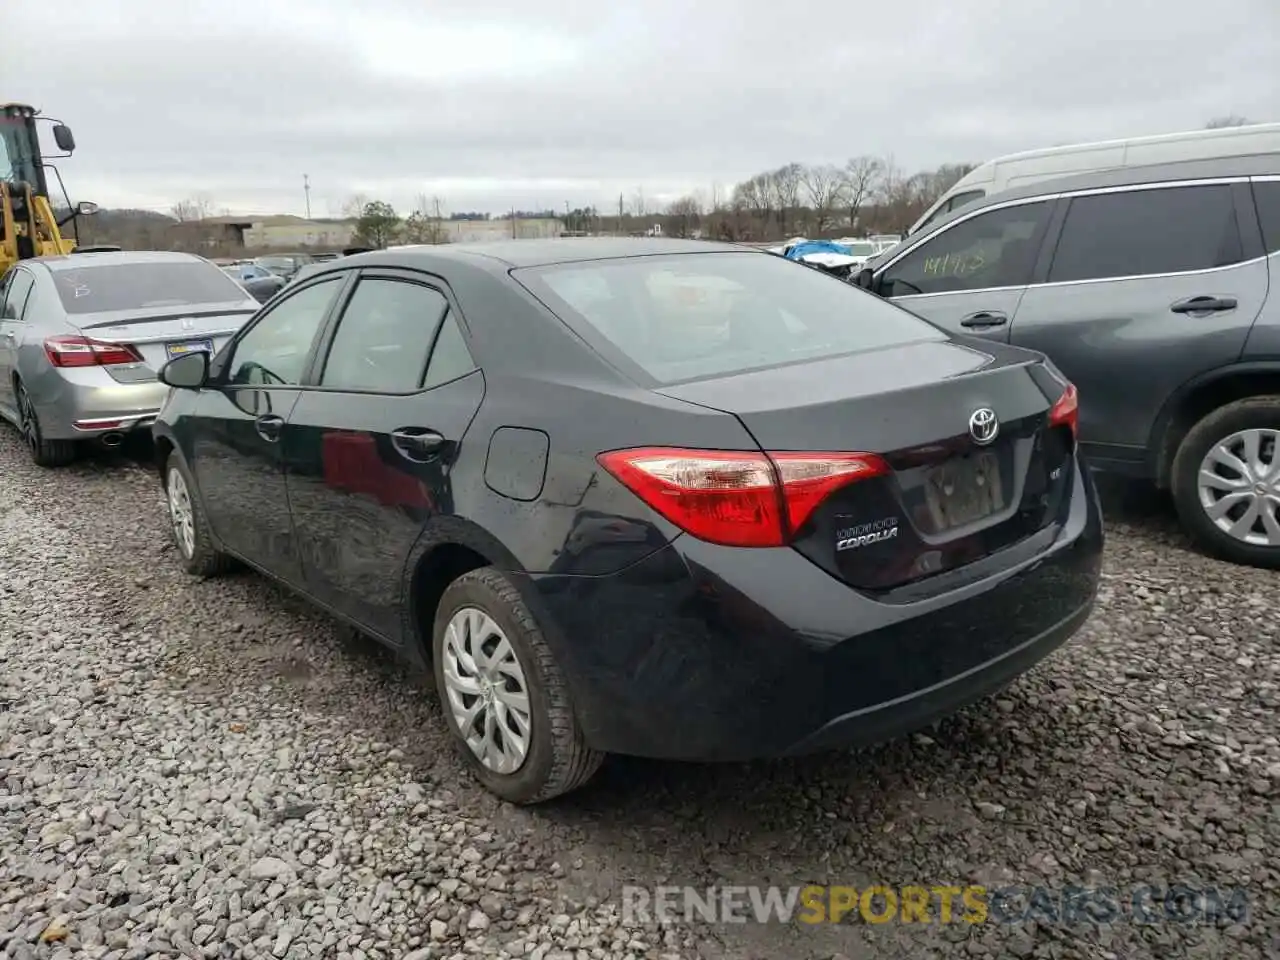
432 567 603 804
1171 397 1280 569
164 451 235 577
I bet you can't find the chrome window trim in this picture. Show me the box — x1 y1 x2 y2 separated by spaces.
878 176 1256 295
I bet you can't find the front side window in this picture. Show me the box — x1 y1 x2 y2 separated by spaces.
1047 184 1243 283
515 251 944 385
320 278 450 393
226 278 341 386
49 260 249 313
880 201 1050 297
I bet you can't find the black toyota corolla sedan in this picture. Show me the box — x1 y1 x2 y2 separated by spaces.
152 238 1103 804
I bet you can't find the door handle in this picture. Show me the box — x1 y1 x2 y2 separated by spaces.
391 428 445 461
959 311 1009 329
255 414 285 442
1170 296 1237 315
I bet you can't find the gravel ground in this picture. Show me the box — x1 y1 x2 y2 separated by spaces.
0 429 1277 960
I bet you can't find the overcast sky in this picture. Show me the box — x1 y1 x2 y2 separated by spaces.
11 0 1279 217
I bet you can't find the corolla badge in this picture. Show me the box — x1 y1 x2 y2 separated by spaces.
968 407 999 446
180 317 195 331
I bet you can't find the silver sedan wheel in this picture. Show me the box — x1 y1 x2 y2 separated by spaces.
167 467 196 559
441 607 532 775
1196 427 1280 547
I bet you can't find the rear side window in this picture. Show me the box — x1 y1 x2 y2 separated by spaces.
1048 185 1243 283
320 278 449 393
50 260 249 313
422 314 477 389
1 270 34 320
1253 180 1280 254
514 251 944 385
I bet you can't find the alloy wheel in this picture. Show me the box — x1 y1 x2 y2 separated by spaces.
167 467 196 559
441 607 533 774
1196 428 1280 547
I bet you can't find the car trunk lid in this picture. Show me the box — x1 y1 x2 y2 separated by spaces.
655 338 1077 594
73 304 258 383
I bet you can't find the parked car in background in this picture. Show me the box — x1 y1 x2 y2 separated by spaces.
222 262 287 303
855 154 1280 568
0 250 259 465
152 238 1101 804
255 253 316 281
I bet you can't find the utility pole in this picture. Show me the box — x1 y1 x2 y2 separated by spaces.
618 192 624 236
511 206 517 239
303 174 312 219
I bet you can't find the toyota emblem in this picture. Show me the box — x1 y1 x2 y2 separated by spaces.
968 408 999 446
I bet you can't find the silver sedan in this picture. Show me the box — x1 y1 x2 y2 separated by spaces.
0 250 260 466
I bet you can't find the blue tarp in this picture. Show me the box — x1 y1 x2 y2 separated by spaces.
785 240 853 261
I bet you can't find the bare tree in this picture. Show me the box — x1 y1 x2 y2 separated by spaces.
170 194 214 223
632 187 648 219
666 195 703 238
773 163 804 235
341 193 370 219
1205 114 1252 129
841 155 883 230
800 163 846 233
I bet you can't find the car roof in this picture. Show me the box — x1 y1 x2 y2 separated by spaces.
336 237 752 273
907 153 1280 244
35 250 208 272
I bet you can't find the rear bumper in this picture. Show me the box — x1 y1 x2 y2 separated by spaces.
518 458 1104 762
30 371 167 440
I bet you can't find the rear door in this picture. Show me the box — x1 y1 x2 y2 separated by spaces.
282 269 483 641
873 198 1056 342
186 274 348 584
1007 180 1267 462
0 268 36 413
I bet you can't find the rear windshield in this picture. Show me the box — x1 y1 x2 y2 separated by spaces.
514 251 945 384
51 261 248 314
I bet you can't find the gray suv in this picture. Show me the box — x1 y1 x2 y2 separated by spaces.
855 155 1280 568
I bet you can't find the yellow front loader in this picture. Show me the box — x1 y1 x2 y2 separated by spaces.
1 102 100 273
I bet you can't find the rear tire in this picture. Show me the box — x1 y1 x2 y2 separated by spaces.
164 451 235 577
432 567 603 804
1170 397 1280 569
16 381 77 468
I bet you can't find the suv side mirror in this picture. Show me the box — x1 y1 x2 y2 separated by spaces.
854 267 875 290
159 350 210 389
53 124 76 153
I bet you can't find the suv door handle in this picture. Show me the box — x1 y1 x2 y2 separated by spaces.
391 428 445 461
959 311 1009 329
1170 296 1238 315
254 414 285 442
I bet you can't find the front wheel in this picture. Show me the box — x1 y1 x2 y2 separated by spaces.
1171 397 1280 569
432 567 603 804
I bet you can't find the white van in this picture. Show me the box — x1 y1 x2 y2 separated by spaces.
908 121 1280 236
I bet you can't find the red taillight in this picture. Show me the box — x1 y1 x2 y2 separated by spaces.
595 447 890 548
1049 382 1079 440
43 335 142 368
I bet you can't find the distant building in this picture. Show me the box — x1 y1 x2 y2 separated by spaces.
198 215 357 250
444 218 564 242
194 214 564 251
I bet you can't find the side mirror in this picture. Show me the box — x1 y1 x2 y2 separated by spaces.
53 124 77 153
854 267 875 290
159 350 210 390
77 201 100 217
